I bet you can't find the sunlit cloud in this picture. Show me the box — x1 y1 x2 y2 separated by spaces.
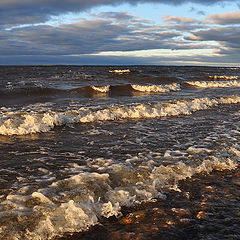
205 11 240 24
163 16 200 24
0 0 239 65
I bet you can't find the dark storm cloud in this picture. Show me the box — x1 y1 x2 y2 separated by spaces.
0 0 235 27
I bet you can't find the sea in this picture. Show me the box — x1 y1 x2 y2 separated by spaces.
0 65 239 240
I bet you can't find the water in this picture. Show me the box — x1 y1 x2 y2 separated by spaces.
0 66 239 240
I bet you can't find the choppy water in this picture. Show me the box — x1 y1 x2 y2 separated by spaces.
0 66 239 240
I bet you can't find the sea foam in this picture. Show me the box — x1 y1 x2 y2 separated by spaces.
131 83 180 93
185 80 240 88
90 85 110 93
208 75 238 80
1 95 240 136
109 69 130 74
0 146 239 240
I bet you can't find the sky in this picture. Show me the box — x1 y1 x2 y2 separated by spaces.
0 0 240 66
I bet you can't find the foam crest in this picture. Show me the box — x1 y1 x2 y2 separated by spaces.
151 156 238 192
109 69 130 74
26 198 99 240
0 111 79 135
1 95 240 136
208 75 238 80
185 80 240 88
131 83 180 93
90 85 110 93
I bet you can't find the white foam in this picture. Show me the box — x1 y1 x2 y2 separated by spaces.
28 198 99 240
90 85 110 93
185 80 240 88
32 192 53 204
208 75 238 80
0 149 239 239
187 146 213 154
109 69 130 74
229 147 240 157
6 194 30 202
163 150 188 159
1 95 240 136
195 156 238 173
131 83 180 93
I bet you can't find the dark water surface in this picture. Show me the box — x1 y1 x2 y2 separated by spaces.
0 66 239 239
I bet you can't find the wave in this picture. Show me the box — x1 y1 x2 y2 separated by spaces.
1 95 240 136
184 80 240 88
1 146 239 239
0 87 65 97
90 85 110 93
131 83 180 93
208 75 238 80
109 69 131 74
0 83 180 100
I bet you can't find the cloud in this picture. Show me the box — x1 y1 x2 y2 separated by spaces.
205 11 240 24
91 12 134 21
162 11 240 60
186 26 240 44
0 0 236 27
1 1 239 66
163 16 200 25
1 9 238 65
0 13 185 57
161 15 205 32
1 50 238 66
185 26 240 59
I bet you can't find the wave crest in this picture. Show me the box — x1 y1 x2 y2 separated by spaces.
90 85 110 93
131 83 180 93
1 95 240 136
185 80 240 88
109 69 130 74
208 75 238 80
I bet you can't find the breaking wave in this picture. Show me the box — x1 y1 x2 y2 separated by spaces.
90 85 110 93
0 83 180 99
1 95 240 136
0 146 239 240
109 69 131 74
185 80 240 88
208 75 238 80
131 83 180 93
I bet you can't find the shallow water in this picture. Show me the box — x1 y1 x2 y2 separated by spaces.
58 168 240 240
0 66 239 239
